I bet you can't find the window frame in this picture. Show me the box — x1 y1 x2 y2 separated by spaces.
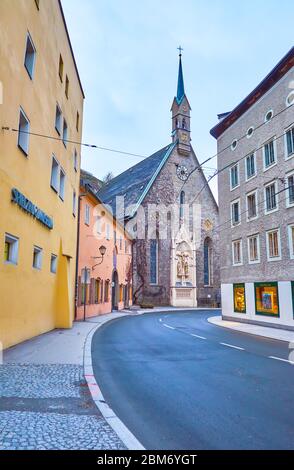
85 204 90 226
62 119 68 147
266 228 281 262
18 107 30 156
247 233 260 264
233 283 246 314
73 190 77 217
50 155 60 193
286 170 294 208
285 125 294 160
24 32 36 80
245 152 256 181
4 233 19 265
263 138 277 171
59 54 64 82
264 180 278 215
50 254 57 274
246 189 258 221
55 104 62 135
288 224 294 260
150 238 159 285
230 163 240 191
231 198 241 227
59 167 66 201
254 282 280 318
33 246 43 270
232 239 243 266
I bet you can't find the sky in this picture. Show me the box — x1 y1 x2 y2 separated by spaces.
62 0 294 200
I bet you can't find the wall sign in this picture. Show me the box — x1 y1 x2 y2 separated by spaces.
11 188 53 230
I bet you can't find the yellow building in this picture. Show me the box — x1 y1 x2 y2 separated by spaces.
0 0 84 349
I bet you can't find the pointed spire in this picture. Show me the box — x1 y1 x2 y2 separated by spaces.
176 46 185 104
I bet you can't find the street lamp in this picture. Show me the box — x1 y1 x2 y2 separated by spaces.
92 245 107 270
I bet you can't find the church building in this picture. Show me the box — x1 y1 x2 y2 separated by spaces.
98 52 220 308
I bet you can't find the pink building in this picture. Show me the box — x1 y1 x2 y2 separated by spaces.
76 176 132 320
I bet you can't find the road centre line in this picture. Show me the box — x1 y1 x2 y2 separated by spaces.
163 324 175 330
269 356 294 365
190 334 207 340
220 342 245 351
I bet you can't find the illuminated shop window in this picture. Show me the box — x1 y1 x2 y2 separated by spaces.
233 283 246 314
255 282 279 317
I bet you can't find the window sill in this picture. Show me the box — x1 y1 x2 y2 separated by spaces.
267 257 282 262
263 162 277 173
50 184 59 194
248 260 260 265
4 261 17 266
246 173 257 183
285 153 294 161
230 184 240 192
18 144 29 157
264 207 278 215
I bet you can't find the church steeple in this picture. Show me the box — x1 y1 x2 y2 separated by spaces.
171 48 191 156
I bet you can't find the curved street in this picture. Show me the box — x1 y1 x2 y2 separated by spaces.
92 310 294 450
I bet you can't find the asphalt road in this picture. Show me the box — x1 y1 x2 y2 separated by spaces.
91 310 294 450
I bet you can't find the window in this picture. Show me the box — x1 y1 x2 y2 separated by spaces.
59 168 65 201
24 33 36 79
265 110 273 123
286 91 294 107
50 254 57 274
85 204 90 225
59 55 64 82
231 199 241 226
119 236 123 251
286 171 294 207
264 181 278 213
233 284 246 313
55 104 62 135
232 239 242 266
285 126 294 158
150 238 158 284
76 111 80 132
104 280 110 302
95 279 101 304
246 127 254 139
74 149 78 172
33 246 42 269
245 153 256 180
114 230 117 246
106 224 110 240
246 190 258 220
50 156 59 192
73 191 76 216
263 139 276 169
230 164 239 189
248 234 260 264
96 216 102 234
62 119 68 147
65 75 69 98
4 234 19 265
204 238 213 286
288 225 294 260
231 139 237 150
18 108 30 155
255 282 279 317
266 229 281 261
180 191 185 219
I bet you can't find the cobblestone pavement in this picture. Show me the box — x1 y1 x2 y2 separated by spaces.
0 364 125 450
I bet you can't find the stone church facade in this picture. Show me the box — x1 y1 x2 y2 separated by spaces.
98 54 220 307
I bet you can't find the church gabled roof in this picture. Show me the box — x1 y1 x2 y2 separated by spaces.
97 142 176 219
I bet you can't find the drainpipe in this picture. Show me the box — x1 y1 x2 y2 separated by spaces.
74 193 82 320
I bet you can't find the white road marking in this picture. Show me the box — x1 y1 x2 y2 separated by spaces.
269 356 294 365
220 342 244 351
163 324 175 330
159 318 163 322
190 334 207 340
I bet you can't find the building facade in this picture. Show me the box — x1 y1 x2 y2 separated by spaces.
211 47 294 329
98 54 220 308
76 174 132 319
0 0 84 348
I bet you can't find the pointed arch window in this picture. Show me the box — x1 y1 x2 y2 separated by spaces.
204 237 213 286
150 237 159 285
180 191 185 220
182 118 187 129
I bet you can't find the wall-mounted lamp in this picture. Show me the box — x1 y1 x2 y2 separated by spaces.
92 245 107 270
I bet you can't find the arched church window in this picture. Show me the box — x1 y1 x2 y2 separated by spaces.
204 237 213 286
180 191 185 220
182 118 186 129
175 118 179 128
150 237 158 285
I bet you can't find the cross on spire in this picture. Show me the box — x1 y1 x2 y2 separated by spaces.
177 45 184 57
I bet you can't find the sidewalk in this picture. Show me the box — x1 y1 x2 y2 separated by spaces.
0 312 129 450
208 316 294 343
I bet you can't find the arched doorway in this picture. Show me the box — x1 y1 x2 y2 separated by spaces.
112 270 119 310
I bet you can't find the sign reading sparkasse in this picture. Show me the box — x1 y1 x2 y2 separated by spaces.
11 188 53 230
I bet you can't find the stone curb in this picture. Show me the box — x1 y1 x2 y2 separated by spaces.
208 315 294 343
83 313 145 451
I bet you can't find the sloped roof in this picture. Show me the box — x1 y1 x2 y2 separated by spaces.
80 169 103 192
97 142 176 219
